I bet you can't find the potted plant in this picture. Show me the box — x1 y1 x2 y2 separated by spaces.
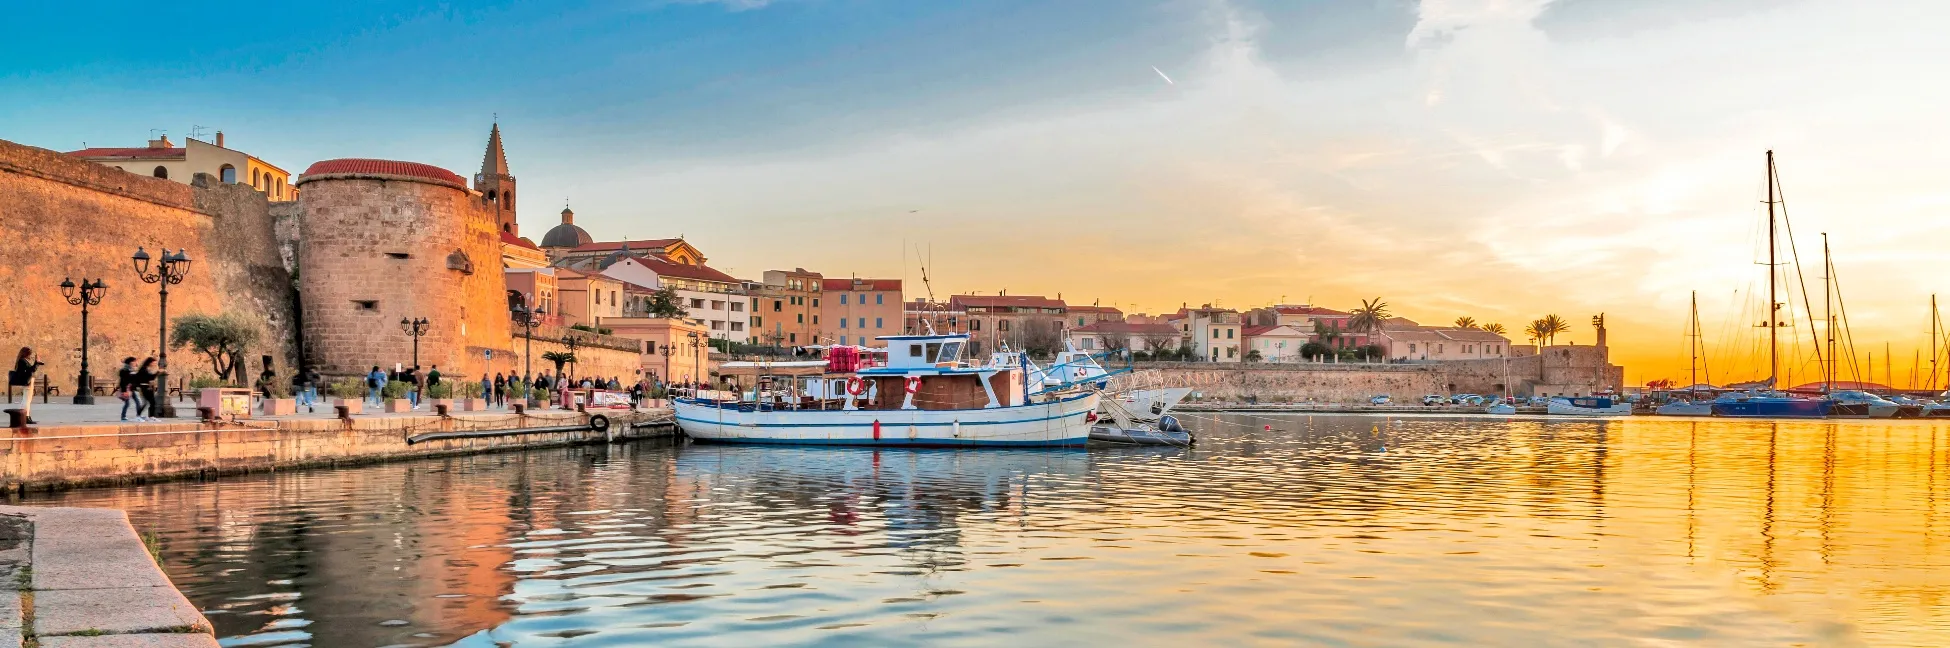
457 381 488 411
327 377 365 415
506 382 530 413
382 380 413 413
427 381 456 414
259 380 296 416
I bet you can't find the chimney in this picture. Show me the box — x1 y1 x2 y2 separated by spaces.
147 135 174 149
215 131 225 148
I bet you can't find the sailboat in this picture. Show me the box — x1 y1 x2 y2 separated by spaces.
1485 355 1517 415
1710 150 1831 419
1657 291 1714 416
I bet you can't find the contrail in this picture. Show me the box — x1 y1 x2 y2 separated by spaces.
1152 66 1174 85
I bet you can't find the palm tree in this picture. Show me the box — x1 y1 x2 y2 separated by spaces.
1453 316 1478 330
1539 314 1570 346
1523 320 1546 347
542 351 576 380
1348 298 1391 336
1482 322 1506 335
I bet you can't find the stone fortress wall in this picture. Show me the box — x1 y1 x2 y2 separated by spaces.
0 138 298 387
1118 345 1623 403
295 168 513 381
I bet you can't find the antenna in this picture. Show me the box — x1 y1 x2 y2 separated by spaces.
189 125 208 140
148 128 165 139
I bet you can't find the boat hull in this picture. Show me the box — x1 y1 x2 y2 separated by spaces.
1655 402 1714 416
1711 399 1831 418
673 392 1099 447
1089 425 1194 447
1104 388 1193 421
1546 401 1633 417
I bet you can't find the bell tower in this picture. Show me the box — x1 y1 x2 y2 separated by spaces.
475 123 518 235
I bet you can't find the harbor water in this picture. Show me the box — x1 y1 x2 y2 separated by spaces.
28 414 1950 646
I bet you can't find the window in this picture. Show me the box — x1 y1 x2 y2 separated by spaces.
1227 347 1237 358
1212 329 1220 339
730 302 743 312
841 294 848 305
691 298 704 309
858 317 866 328
875 317 883 329
971 319 982 331
812 298 819 308
1410 343 1417 353
753 316 762 327
1227 329 1234 339
999 320 1010 332
1081 338 1095 350
812 316 818 324
789 333 797 343
796 314 804 323
840 319 848 329
730 322 743 331
773 300 782 312
1078 318 1086 326
875 294 883 305
612 291 617 305
909 344 923 357
354 300 378 310
219 165 236 183
645 341 656 353
152 166 168 179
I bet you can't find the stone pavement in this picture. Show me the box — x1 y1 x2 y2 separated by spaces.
0 506 216 647
3 395 610 426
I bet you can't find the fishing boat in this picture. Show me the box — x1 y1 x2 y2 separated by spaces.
1656 292 1717 415
673 332 1099 447
1545 396 1633 417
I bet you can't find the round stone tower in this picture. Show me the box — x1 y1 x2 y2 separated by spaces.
294 159 512 381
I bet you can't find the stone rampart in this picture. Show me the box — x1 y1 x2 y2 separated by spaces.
1117 349 1620 403
0 410 671 490
0 138 298 389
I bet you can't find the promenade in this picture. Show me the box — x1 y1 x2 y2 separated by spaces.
0 505 215 647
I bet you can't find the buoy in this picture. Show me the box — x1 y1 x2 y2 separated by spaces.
1264 424 1272 431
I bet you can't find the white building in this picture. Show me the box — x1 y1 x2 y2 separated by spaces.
1242 325 1310 362
587 255 750 343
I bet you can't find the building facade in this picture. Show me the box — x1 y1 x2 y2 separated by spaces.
750 269 824 347
951 294 1068 353
69 133 294 201
821 278 903 347
1242 325 1310 362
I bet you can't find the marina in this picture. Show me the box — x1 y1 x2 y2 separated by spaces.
21 414 1950 646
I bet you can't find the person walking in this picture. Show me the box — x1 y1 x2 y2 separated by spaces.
254 366 277 403
479 373 492 408
407 365 424 409
9 348 43 424
427 365 443 390
493 373 506 407
115 357 144 422
295 366 320 413
366 365 386 407
133 357 159 421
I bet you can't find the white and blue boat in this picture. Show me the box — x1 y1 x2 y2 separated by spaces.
1708 391 1830 418
673 333 1099 447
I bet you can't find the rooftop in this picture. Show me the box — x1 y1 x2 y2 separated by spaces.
822 278 903 292
1075 321 1180 336
65 146 185 160
296 158 468 190
951 294 1067 309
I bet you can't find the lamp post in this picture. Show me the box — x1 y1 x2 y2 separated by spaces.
132 247 191 418
658 339 674 388
400 317 430 369
513 305 540 384
687 331 703 387
60 277 107 405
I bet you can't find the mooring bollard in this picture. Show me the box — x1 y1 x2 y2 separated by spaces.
3 409 25 429
198 406 219 422
335 404 351 421
435 404 450 417
512 403 526 415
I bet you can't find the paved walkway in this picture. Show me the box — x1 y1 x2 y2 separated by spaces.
4 397 646 427
0 506 216 647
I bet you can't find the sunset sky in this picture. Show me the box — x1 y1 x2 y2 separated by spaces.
7 0 1949 386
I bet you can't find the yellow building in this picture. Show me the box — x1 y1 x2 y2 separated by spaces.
603 317 712 384
68 132 295 201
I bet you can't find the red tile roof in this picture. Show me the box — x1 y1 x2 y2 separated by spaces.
1076 322 1180 336
951 294 1066 309
571 239 682 253
297 158 467 189
499 231 539 250
1068 305 1123 315
821 278 902 291
66 147 185 160
628 254 739 284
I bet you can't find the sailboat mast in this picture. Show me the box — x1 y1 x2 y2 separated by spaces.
1935 294 1941 390
1823 232 1832 395
1766 150 1780 387
1689 291 1699 394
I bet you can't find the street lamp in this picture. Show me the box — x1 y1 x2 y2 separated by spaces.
658 339 675 388
512 305 541 383
400 317 430 369
60 277 107 404
687 331 704 388
132 247 191 418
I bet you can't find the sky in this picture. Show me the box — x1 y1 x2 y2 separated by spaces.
7 0 1950 386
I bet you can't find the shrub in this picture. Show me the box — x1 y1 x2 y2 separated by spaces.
506 382 530 400
457 381 484 398
382 380 411 400
426 382 454 399
326 377 366 399
260 380 291 398
188 376 226 389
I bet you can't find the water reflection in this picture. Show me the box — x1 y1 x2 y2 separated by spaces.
27 417 1950 646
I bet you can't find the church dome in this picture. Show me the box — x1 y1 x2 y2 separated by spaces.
539 207 592 248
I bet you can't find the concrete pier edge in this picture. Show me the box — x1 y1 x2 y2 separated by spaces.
0 505 217 647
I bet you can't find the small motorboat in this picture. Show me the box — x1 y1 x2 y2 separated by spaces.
1886 394 1926 418
1485 402 1517 415
1827 390 1899 419
1090 414 1195 447
1546 396 1633 417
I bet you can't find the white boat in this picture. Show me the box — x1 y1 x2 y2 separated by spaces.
674 333 1098 447
1545 396 1633 417
1827 390 1900 419
1655 399 1714 416
1485 402 1517 415
1105 387 1193 421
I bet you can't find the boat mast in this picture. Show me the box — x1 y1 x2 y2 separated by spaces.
1766 150 1780 388
1689 290 1699 395
1823 232 1832 395
1934 294 1941 390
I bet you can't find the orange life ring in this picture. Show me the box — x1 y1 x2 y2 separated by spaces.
904 376 922 394
846 376 868 396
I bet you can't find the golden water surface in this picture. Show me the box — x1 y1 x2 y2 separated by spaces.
29 415 1950 646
